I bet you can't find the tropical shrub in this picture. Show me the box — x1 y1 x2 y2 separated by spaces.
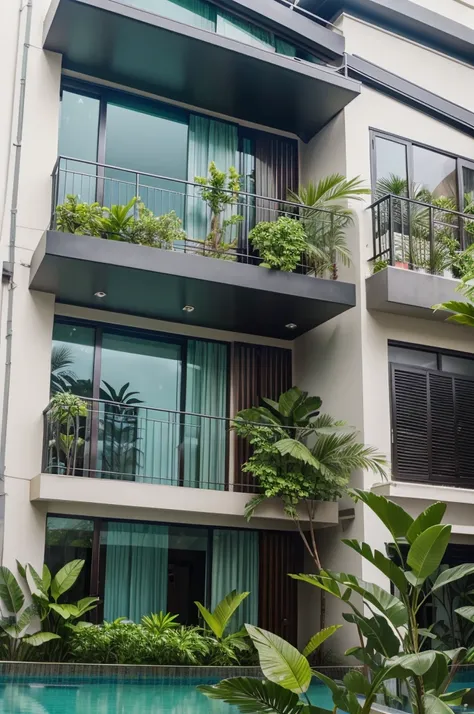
249 217 307 271
194 162 243 259
101 197 138 239
49 392 88 475
0 566 59 661
201 493 474 714
195 590 254 664
129 206 185 248
141 611 179 635
55 195 103 236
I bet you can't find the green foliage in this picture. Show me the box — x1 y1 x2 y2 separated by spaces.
141 611 180 635
0 566 60 661
49 392 88 475
249 217 307 271
434 267 474 326
67 618 255 666
288 174 370 279
101 197 138 239
372 259 389 273
55 195 103 236
194 161 243 259
195 590 249 640
128 205 186 248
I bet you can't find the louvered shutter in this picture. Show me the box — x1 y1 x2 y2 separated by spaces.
429 373 456 482
391 365 430 480
455 377 474 480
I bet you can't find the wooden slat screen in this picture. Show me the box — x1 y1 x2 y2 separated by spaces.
391 364 474 483
232 343 292 492
258 531 302 645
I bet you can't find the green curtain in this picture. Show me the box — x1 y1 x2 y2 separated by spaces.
211 529 259 631
184 340 227 489
216 11 274 51
125 0 216 30
274 37 297 57
187 114 238 241
103 522 168 622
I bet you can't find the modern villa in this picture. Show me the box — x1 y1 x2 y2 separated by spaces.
1 0 474 669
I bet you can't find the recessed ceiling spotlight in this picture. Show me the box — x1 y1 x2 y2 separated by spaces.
182 305 195 313
94 291 106 298
285 323 297 330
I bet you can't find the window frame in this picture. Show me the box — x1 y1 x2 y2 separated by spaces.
370 128 474 208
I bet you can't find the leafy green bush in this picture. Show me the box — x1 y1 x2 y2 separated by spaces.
55 195 103 236
129 206 186 248
249 217 307 271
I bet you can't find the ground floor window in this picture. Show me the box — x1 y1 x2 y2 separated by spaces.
45 516 259 627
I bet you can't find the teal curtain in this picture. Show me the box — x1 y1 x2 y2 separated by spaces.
216 11 274 51
211 529 259 631
103 522 168 622
125 0 216 30
275 37 297 57
187 114 238 242
184 340 227 489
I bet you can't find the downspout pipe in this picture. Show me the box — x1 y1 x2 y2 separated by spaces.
0 0 33 496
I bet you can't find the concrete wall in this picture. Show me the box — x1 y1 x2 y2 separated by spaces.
409 0 474 29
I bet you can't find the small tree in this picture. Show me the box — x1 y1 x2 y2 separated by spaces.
233 387 387 637
194 162 243 259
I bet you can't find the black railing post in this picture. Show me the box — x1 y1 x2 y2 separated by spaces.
41 410 49 473
429 205 435 274
388 195 394 266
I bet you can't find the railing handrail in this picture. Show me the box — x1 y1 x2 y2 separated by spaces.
52 155 339 216
43 395 297 429
368 192 474 221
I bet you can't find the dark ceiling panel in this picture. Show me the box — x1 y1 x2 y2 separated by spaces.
43 0 360 141
30 232 356 340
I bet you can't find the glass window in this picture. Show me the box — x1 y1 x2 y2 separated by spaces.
50 322 95 396
104 101 188 217
374 136 408 197
168 526 208 624
441 355 474 377
45 517 94 604
101 521 169 623
463 166 474 209
58 91 100 204
413 146 457 204
388 346 437 370
216 12 275 51
125 0 216 30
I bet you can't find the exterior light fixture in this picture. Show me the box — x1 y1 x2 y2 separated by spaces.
182 305 195 313
285 323 297 330
94 291 106 298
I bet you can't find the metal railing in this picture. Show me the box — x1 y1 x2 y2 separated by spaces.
50 156 338 274
42 397 263 492
370 194 474 274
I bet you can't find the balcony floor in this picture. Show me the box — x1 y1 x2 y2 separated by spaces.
30 231 356 339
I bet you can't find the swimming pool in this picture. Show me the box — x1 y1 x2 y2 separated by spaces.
0 679 334 714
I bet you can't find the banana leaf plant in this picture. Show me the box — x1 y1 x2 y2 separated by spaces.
291 490 474 714
195 590 252 664
0 566 59 661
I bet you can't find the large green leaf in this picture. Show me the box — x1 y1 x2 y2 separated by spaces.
199 677 305 714
50 559 84 601
196 590 249 640
455 606 474 624
423 693 458 714
293 397 322 425
432 564 474 592
27 564 48 599
388 652 437 676
76 596 100 617
273 439 319 468
407 525 451 580
195 602 221 639
343 613 400 658
16 604 37 633
349 489 413 540
246 625 312 694
278 388 305 418
290 573 343 600
406 503 447 544
302 626 341 658
328 572 408 627
439 689 470 705
0 566 24 614
23 632 61 647
422 652 449 694
49 603 79 620
343 670 371 697
42 564 52 593
342 539 407 593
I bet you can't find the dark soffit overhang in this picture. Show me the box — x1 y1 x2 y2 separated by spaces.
43 0 360 142
30 231 356 339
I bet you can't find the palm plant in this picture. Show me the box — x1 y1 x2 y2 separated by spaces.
233 387 387 636
434 268 474 326
99 381 144 479
50 345 76 394
288 174 370 279
101 197 138 240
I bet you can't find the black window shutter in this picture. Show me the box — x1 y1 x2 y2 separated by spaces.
429 373 456 482
391 366 430 481
455 377 474 480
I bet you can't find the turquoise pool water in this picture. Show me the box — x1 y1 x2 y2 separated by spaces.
0 679 334 713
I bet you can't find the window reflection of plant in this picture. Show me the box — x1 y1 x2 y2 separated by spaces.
423 568 474 650
50 345 93 397
99 381 144 481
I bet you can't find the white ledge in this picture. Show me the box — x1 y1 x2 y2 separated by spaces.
372 480 474 505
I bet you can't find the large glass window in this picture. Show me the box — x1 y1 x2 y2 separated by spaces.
413 145 457 203
51 322 95 396
374 136 409 197
45 517 260 626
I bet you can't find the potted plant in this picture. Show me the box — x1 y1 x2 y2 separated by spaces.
249 216 307 271
49 392 88 476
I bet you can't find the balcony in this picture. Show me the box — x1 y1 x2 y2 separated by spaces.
29 157 356 339
33 396 339 527
42 0 360 141
366 194 473 322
